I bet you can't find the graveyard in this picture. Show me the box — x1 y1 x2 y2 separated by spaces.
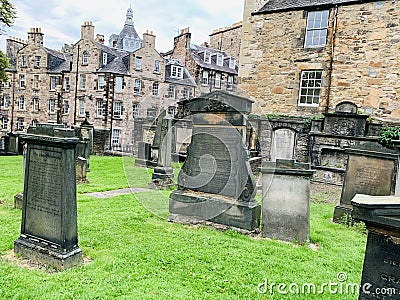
0 155 367 299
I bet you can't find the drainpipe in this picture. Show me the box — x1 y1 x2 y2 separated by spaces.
326 5 338 113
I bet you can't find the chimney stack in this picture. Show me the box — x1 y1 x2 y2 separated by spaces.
28 27 44 46
81 21 95 40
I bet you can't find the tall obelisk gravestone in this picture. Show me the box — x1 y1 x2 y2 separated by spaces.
14 124 83 269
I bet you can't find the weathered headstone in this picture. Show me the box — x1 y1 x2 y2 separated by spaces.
76 157 88 183
333 142 397 222
14 123 83 269
260 160 314 243
352 194 400 300
149 117 174 189
169 91 260 231
270 128 296 161
135 141 151 167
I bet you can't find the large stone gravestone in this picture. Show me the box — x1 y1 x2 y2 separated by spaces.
352 194 400 300
14 123 83 269
270 128 296 161
169 91 260 231
333 142 397 222
260 160 314 243
135 141 151 167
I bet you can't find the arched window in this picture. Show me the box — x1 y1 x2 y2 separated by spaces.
82 51 88 65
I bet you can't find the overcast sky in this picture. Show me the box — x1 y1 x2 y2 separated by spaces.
0 0 244 53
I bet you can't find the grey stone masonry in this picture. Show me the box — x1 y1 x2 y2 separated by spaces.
14 123 82 269
260 159 314 243
352 194 400 300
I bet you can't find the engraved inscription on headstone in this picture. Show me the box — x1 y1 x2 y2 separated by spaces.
14 123 82 269
270 128 295 161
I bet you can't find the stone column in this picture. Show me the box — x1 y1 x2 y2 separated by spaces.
260 159 314 243
352 194 400 300
14 123 82 269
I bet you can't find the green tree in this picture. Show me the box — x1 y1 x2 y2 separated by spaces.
0 0 15 82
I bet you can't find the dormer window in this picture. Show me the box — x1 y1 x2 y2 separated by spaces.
171 66 183 79
102 53 108 66
216 53 223 67
204 52 211 64
229 57 236 69
82 51 88 65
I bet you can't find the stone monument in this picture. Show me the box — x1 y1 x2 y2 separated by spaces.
14 123 83 269
149 117 174 189
169 91 260 231
260 160 314 243
135 141 151 167
352 194 400 300
333 142 397 222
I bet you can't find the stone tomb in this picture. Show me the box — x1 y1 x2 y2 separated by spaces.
260 160 314 243
14 124 82 269
352 195 400 300
333 142 397 222
169 91 261 231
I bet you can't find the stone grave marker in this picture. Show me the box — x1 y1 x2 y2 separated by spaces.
270 128 296 161
135 141 151 167
352 194 400 300
333 142 397 222
260 159 314 243
14 123 83 269
169 91 260 231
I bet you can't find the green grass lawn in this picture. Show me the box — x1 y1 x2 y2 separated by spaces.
0 155 366 299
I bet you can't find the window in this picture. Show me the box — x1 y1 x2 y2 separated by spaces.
35 56 40 68
304 10 329 48
21 55 27 67
80 74 86 90
227 75 233 90
63 101 69 114
17 118 24 131
113 101 122 117
152 82 159 96
171 66 183 79
183 88 190 99
229 57 236 69
135 57 142 70
79 99 85 116
133 104 140 118
18 96 24 110
154 60 160 73
134 79 141 95
19 74 25 88
216 53 223 66
204 51 211 63
50 76 57 91
3 95 9 109
111 129 120 145
96 100 103 117
33 74 39 89
168 107 175 118
168 85 176 99
115 76 123 92
32 97 39 111
82 51 88 65
102 53 107 66
1 117 7 130
98 75 105 90
202 71 209 86
299 70 323 106
215 73 221 88
49 98 56 113
64 77 70 91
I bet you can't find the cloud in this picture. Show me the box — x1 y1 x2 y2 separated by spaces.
0 0 244 53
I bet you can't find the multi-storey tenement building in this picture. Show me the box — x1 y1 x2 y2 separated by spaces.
239 0 400 121
0 8 196 151
163 28 239 96
209 22 242 61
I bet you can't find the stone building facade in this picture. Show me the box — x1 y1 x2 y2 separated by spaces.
0 9 196 152
209 22 242 61
239 0 400 121
163 28 239 96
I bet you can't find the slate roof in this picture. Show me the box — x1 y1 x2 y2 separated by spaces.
165 59 196 87
257 0 364 13
96 43 130 75
190 44 238 75
45 48 71 73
